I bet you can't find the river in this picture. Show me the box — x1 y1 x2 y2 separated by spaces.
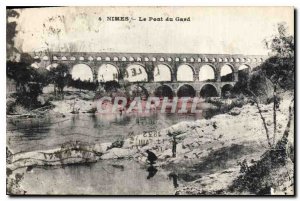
20 159 177 195
7 102 216 195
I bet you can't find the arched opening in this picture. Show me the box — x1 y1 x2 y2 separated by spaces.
199 65 216 81
177 84 196 98
200 84 218 98
71 64 93 81
154 85 173 98
154 64 172 82
221 64 234 82
221 84 233 98
177 65 194 81
128 85 149 99
124 64 148 82
98 64 119 83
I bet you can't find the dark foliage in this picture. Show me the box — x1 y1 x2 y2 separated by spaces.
259 56 294 90
68 78 98 91
6 9 20 61
102 81 120 92
231 70 250 95
48 64 71 95
7 55 49 110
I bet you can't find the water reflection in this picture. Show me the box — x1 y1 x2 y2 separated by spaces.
7 111 206 153
21 160 175 195
168 172 179 188
147 165 158 179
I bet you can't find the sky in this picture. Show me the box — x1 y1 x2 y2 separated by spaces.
10 6 294 55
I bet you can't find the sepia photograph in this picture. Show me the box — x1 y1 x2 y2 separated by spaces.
6 6 294 195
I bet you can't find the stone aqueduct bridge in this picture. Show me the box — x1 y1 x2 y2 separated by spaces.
30 52 268 97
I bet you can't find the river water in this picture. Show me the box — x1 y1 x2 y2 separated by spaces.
7 102 215 195
7 107 214 153
20 159 176 195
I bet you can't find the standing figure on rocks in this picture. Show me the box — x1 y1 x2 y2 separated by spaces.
146 150 157 165
172 136 178 158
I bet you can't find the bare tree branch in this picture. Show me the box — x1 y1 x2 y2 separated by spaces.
246 89 272 148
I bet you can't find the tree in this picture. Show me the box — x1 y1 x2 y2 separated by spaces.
262 23 294 146
48 64 70 98
7 53 40 93
7 53 50 110
6 9 20 61
263 22 294 59
247 22 294 148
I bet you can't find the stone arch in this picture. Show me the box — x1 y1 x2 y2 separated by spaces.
153 64 172 82
199 64 216 82
199 84 219 97
98 63 119 83
177 84 196 97
71 63 93 82
220 64 234 82
177 64 195 82
154 85 174 98
221 84 233 98
124 63 148 82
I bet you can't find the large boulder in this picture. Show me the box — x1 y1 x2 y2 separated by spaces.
228 107 241 116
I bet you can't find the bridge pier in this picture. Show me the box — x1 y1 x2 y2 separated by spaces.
234 71 239 82
217 86 222 98
93 71 98 83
